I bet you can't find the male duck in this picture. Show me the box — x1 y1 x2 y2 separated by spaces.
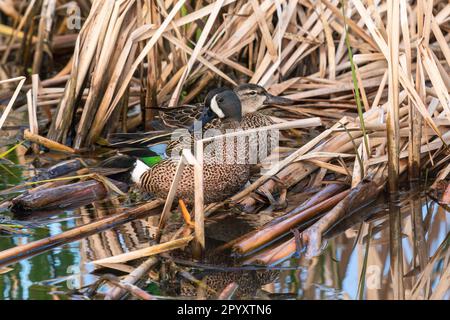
131 89 278 205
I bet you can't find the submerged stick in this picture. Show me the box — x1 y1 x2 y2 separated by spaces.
0 200 163 267
104 257 158 300
99 274 155 300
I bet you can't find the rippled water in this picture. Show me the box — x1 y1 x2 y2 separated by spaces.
0 148 449 300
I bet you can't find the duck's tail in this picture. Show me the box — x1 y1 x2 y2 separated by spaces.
131 159 150 184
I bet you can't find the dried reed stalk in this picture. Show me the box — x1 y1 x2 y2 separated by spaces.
0 199 163 267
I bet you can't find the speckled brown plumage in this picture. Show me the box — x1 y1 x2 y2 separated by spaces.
139 160 250 205
137 112 277 205
136 85 280 206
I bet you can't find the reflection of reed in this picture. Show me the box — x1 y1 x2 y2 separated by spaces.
411 231 450 299
303 257 319 299
411 190 428 270
77 200 153 263
389 196 405 300
267 192 449 300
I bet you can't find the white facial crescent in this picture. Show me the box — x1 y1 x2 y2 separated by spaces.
210 95 225 118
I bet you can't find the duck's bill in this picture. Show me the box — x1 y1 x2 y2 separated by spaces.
264 94 295 106
199 109 217 124
188 109 217 133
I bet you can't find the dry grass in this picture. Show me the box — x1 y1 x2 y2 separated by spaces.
0 0 450 300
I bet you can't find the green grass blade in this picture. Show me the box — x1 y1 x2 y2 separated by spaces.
341 0 370 160
0 140 25 159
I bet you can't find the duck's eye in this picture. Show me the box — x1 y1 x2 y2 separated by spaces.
248 90 257 96
217 97 224 103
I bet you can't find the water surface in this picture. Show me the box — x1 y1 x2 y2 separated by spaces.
0 148 449 300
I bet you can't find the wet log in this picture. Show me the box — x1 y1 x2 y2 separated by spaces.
0 200 163 268
30 159 85 182
249 180 381 264
0 167 89 198
233 188 350 254
10 178 129 213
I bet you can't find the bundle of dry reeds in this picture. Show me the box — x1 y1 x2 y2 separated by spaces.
1 0 450 300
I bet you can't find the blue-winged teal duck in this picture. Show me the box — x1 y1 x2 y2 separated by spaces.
131 89 278 205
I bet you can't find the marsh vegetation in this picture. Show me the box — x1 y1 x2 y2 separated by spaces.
0 0 449 300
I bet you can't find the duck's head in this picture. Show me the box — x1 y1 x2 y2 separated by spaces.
234 84 294 114
200 89 242 124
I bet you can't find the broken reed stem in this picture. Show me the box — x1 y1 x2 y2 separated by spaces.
104 257 158 300
0 76 26 130
156 156 186 243
217 282 239 300
92 235 193 264
266 183 347 226
386 0 405 298
193 141 205 259
27 75 40 154
248 237 297 265
24 129 76 154
100 274 155 300
32 0 55 75
248 180 381 265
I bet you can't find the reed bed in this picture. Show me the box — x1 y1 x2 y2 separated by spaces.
0 0 450 300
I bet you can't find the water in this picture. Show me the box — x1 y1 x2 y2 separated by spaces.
0 203 154 300
0 147 449 300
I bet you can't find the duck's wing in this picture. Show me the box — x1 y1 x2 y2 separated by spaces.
108 130 173 147
154 103 204 129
